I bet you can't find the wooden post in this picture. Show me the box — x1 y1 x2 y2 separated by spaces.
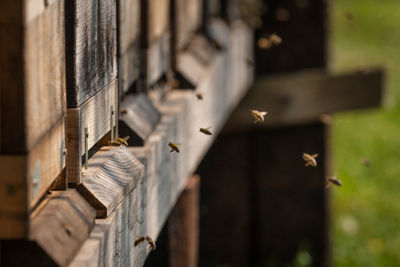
168 175 200 267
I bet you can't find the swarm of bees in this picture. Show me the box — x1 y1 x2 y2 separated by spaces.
109 136 130 147
135 236 156 251
251 109 268 123
168 142 180 153
303 153 318 167
200 127 212 135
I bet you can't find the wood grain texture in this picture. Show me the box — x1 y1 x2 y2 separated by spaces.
224 68 385 132
29 189 96 266
0 118 66 238
118 0 140 94
67 79 118 184
175 0 203 49
71 22 253 266
0 0 66 153
65 0 117 107
75 146 144 218
119 94 161 146
168 175 200 267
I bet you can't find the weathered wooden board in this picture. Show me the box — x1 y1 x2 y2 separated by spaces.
224 68 384 131
71 23 253 266
168 175 200 267
65 0 117 107
67 80 118 184
75 146 144 218
0 0 66 153
146 0 170 46
175 0 203 50
1 190 96 266
0 118 66 238
119 94 161 146
118 0 140 94
146 32 171 87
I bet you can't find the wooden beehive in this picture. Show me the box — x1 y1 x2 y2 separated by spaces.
0 0 66 238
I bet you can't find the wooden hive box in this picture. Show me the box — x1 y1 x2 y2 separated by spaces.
65 0 118 184
174 0 203 50
118 0 140 94
141 0 171 87
0 0 66 238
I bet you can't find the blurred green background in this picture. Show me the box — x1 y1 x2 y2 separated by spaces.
331 0 400 266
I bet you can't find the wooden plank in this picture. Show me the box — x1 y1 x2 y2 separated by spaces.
224 69 384 132
65 0 117 107
175 0 203 50
168 175 200 267
146 0 170 46
0 118 66 238
71 23 253 266
74 146 144 218
118 0 140 94
0 0 66 152
119 94 161 146
1 189 96 266
67 79 118 184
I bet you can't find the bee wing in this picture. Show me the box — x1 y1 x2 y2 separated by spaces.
260 112 267 116
311 154 318 158
123 136 130 141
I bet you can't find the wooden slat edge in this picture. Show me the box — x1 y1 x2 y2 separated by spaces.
30 189 96 266
77 146 144 218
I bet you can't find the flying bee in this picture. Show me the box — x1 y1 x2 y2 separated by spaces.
196 93 203 100
134 236 145 247
117 136 130 146
326 176 342 188
200 127 212 135
146 237 156 251
251 109 268 123
62 223 72 236
269 33 282 45
257 37 272 50
361 157 371 167
168 142 180 153
303 153 318 167
109 140 122 146
120 109 128 115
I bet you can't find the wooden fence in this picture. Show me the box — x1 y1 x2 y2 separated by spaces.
0 0 383 266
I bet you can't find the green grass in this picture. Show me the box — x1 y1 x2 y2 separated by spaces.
331 0 400 266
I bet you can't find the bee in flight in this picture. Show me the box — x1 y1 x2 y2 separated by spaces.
200 127 212 135
269 33 282 45
326 176 342 188
196 93 203 100
109 136 130 147
303 153 318 167
361 157 371 167
251 109 268 123
168 142 180 153
134 236 145 247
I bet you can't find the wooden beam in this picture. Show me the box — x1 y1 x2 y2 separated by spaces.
0 0 66 153
71 22 253 266
65 0 117 107
0 118 66 238
168 175 200 267
66 79 118 184
119 94 161 146
175 0 203 50
73 146 144 218
224 69 384 132
1 189 96 266
118 0 140 94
